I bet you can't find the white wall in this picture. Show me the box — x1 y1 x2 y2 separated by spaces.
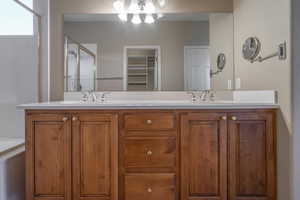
233 0 291 199
64 21 209 91
292 0 300 199
0 37 38 138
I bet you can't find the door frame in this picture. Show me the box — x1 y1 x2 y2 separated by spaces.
123 45 162 91
184 45 210 91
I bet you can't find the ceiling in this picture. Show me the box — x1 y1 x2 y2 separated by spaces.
64 13 210 22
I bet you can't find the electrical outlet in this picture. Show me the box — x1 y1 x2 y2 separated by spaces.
236 78 241 89
227 80 232 90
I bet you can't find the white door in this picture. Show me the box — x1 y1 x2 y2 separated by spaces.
184 46 210 91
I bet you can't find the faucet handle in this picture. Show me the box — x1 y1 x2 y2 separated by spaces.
81 91 89 102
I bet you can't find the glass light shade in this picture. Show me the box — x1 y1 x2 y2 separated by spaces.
131 14 142 24
144 0 156 13
128 0 140 13
157 13 164 19
118 13 128 21
158 0 166 7
145 14 155 24
113 0 124 12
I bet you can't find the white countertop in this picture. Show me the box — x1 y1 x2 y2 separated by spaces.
0 138 24 155
17 100 279 110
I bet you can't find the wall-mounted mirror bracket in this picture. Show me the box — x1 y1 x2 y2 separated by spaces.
251 42 286 63
211 53 226 77
243 37 287 63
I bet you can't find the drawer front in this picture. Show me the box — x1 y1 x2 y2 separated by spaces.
124 137 176 169
124 113 175 130
124 174 176 200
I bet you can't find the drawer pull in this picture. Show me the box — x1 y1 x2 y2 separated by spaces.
146 120 153 125
72 117 78 121
231 116 237 121
62 117 68 122
146 150 153 156
147 188 152 193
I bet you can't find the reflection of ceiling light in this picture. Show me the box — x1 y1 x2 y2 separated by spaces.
128 0 140 13
144 0 156 13
145 14 155 24
113 0 124 12
131 14 142 24
157 13 164 19
118 13 128 21
158 0 166 7
113 0 165 24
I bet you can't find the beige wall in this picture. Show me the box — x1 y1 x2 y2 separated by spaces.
49 0 233 100
233 0 291 199
64 21 209 91
209 13 234 90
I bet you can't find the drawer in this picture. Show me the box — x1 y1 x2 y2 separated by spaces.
124 137 176 169
124 174 176 200
124 113 175 130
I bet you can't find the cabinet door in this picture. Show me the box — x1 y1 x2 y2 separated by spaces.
26 114 72 200
228 112 276 200
72 114 118 200
181 113 228 200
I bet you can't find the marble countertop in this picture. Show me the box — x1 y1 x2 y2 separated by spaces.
17 100 279 110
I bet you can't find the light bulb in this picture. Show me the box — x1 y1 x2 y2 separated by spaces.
158 0 166 7
144 0 156 13
157 13 164 19
145 14 155 24
118 13 128 21
131 14 142 24
113 0 124 12
128 0 140 13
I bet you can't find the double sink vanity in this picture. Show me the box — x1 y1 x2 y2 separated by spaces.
19 91 278 200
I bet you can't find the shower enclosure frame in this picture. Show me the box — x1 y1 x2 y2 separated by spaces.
12 0 43 102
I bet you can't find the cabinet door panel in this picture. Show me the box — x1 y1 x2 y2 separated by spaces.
181 113 227 200
26 114 71 200
72 114 118 200
229 112 276 200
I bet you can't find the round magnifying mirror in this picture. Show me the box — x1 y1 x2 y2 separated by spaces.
242 37 261 61
217 53 226 71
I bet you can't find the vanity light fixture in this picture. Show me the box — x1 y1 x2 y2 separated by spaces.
113 0 165 24
132 14 142 24
145 14 155 24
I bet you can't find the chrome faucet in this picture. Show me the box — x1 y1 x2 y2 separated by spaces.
187 91 198 102
81 91 98 103
199 90 216 101
100 92 110 103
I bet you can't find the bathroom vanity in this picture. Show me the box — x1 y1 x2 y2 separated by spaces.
21 100 277 200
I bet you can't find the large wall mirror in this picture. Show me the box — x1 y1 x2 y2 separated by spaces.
63 12 234 92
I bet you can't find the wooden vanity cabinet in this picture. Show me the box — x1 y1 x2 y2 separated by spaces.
72 114 118 200
26 113 72 200
25 109 276 200
26 112 118 200
181 112 228 200
228 112 276 200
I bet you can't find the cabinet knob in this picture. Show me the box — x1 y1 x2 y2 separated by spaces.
147 150 153 156
72 117 78 121
221 116 227 120
62 117 68 122
146 120 153 125
231 116 237 121
147 188 152 193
